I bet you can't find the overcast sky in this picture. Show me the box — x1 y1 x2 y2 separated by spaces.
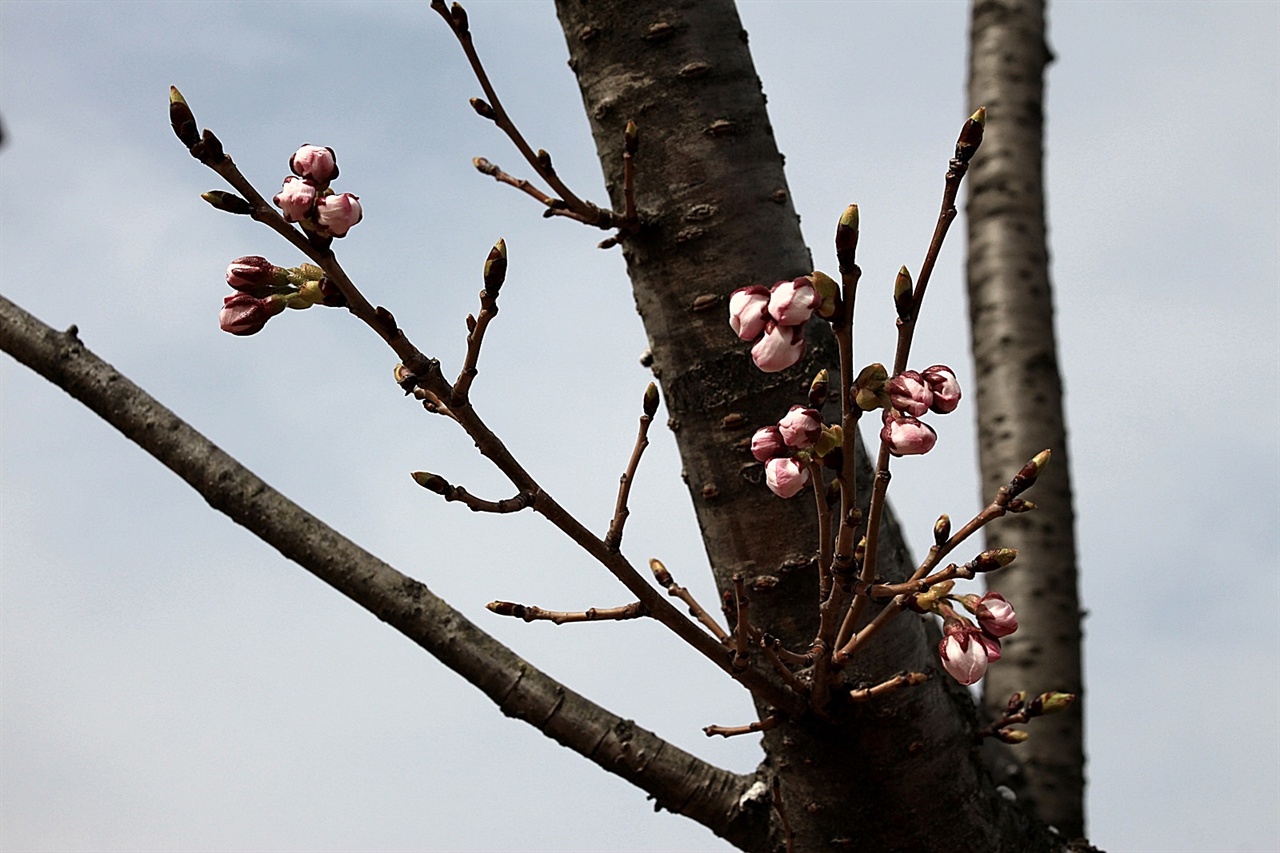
2 2 1277 851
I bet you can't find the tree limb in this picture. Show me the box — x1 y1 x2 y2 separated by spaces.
0 292 767 848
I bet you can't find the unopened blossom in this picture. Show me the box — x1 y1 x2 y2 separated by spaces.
975 592 1018 638
274 175 317 223
765 456 810 499
922 364 962 414
315 192 362 237
880 410 937 456
729 285 770 341
777 405 823 449
938 624 1001 685
219 293 284 336
768 276 819 326
226 256 284 297
750 425 786 462
887 370 933 417
751 321 805 373
289 144 338 184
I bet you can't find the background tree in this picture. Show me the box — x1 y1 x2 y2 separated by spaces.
1 2 1276 851
966 0 1084 835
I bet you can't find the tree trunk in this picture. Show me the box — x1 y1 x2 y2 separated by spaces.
555 0 1063 848
966 0 1086 837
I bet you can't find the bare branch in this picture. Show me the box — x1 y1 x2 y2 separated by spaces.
0 293 758 839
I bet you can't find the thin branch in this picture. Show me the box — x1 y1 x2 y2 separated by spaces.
431 0 615 229
650 559 730 643
453 238 507 403
703 714 781 739
487 600 646 625
0 294 756 838
412 472 536 514
604 385 657 550
731 574 752 672
848 671 929 703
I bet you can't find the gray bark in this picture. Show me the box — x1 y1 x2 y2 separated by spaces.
966 0 1086 836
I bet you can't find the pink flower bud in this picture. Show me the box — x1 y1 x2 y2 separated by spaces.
880 411 937 456
750 426 786 462
768 276 819 326
273 176 317 223
886 370 934 417
226 256 284 297
922 364 962 414
751 321 806 373
289 144 338 184
729 285 771 341
765 456 810 499
777 405 823 449
938 624 999 685
219 293 285 336
315 192 362 237
975 592 1018 638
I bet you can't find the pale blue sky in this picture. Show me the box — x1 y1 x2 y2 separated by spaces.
2 2 1277 850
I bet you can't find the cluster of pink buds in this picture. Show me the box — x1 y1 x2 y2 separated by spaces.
937 592 1019 685
862 365 962 456
750 405 829 498
218 256 346 336
729 274 836 373
273 145 362 238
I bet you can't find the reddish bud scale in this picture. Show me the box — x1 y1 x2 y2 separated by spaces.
411 471 450 494
649 558 673 588
643 383 660 418
808 369 830 409
835 204 859 272
955 107 987 164
168 87 200 147
483 239 508 294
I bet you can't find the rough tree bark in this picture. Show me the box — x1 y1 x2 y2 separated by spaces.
966 0 1086 836
554 0 1070 849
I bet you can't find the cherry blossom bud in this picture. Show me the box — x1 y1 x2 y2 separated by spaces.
975 592 1018 638
219 293 284 336
765 456 811 499
922 365 962 414
728 285 770 341
887 370 933 417
880 411 937 456
1028 691 1076 716
835 204 859 272
315 192 363 237
938 629 989 685
289 144 339 184
778 406 823 449
750 426 786 462
274 176 317 223
768 276 819 326
226 256 286 297
809 271 840 320
853 362 890 411
751 321 805 373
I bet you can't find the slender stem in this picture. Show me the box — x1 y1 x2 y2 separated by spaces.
731 574 752 673
431 1 610 226
848 671 929 702
604 410 653 550
487 600 646 625
703 714 781 739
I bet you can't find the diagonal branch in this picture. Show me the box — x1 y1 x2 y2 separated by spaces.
0 292 769 847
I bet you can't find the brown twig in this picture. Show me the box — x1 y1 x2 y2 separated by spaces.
650 559 730 643
431 1 616 229
453 239 506 403
604 384 658 550
487 600 646 625
760 636 810 696
848 671 930 702
173 91 804 717
410 472 536 514
703 714 781 739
